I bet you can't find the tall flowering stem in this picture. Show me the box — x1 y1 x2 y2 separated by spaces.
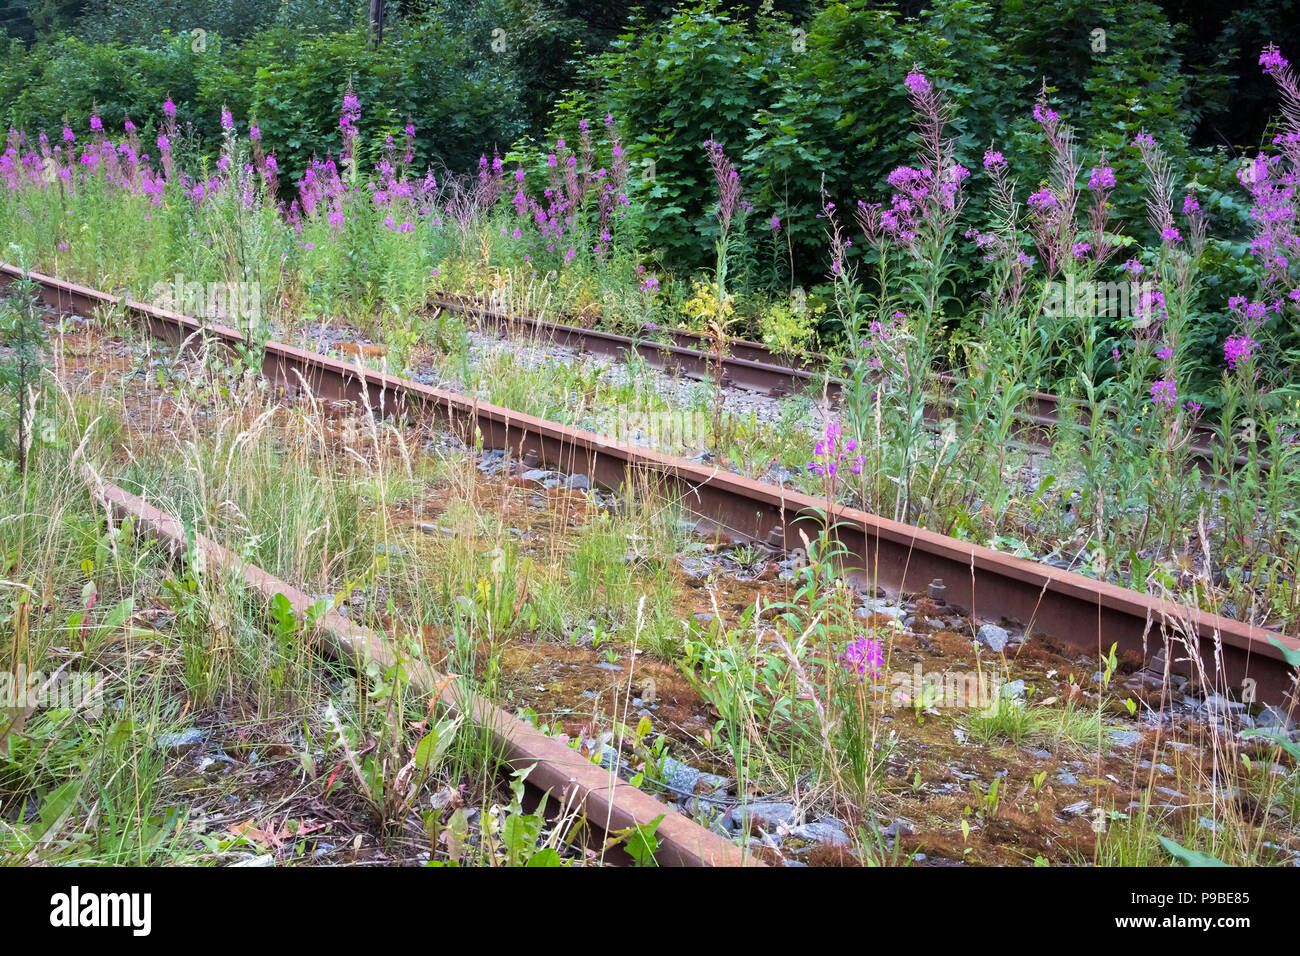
1242 46 1300 356
1130 130 1207 419
848 68 969 521
702 138 744 312
339 83 361 174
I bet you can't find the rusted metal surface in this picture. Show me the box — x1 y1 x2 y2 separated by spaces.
84 476 758 867
7 263 1297 707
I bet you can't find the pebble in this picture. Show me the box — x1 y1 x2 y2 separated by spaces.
695 773 732 795
1257 705 1296 732
1201 693 1247 715
790 822 850 847
683 797 730 835
724 801 802 832
477 450 507 475
659 757 701 797
857 604 904 621
1107 729 1144 747
976 623 1010 652
156 729 204 753
598 745 622 773
679 557 709 580
198 753 237 775
519 468 566 489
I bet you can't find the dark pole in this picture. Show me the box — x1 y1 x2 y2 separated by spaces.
369 0 385 45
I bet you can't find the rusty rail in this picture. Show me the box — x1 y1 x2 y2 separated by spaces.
433 291 1239 465
5 263 1297 708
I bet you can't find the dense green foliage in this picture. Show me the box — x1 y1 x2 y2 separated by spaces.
0 0 1295 375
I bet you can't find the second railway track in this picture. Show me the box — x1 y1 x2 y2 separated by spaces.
430 290 1242 467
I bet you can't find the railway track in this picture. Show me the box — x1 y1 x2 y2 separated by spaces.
4 262 1297 710
432 291 1239 466
85 479 754 867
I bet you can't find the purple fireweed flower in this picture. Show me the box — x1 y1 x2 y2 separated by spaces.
1261 44 1290 75
1224 334 1258 370
983 150 1006 170
641 274 659 293
339 88 360 155
703 139 742 234
1122 258 1145 275
157 133 170 152
807 418 865 478
89 114 102 132
1088 165 1115 191
1182 194 1200 215
1135 287 1168 326
1161 225 1182 243
1133 132 1156 149
1150 378 1178 409
770 214 781 232
62 127 74 144
1027 188 1057 211
1156 346 1174 361
840 635 885 680
1033 102 1060 125
904 71 930 96
1071 242 1092 259
163 98 176 119
249 125 261 141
